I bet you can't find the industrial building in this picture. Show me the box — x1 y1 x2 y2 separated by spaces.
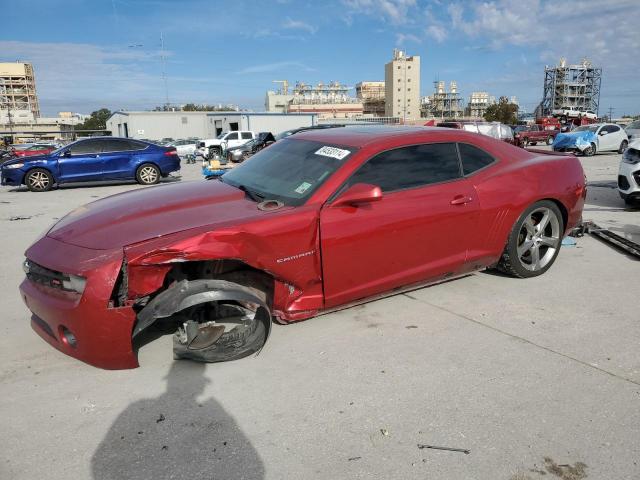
265 80 363 119
466 91 496 118
421 81 463 119
106 111 317 140
356 81 385 117
536 58 602 117
385 49 420 121
0 62 41 122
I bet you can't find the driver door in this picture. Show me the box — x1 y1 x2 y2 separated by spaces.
225 132 240 148
320 142 479 308
57 139 105 182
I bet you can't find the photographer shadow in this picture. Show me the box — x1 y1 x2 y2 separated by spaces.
91 361 264 480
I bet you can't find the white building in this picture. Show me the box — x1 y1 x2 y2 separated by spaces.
106 111 317 140
384 49 420 121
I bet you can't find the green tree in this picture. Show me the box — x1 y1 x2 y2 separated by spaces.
483 97 519 124
76 108 112 130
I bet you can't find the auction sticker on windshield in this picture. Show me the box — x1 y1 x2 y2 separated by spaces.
314 146 351 160
294 182 312 194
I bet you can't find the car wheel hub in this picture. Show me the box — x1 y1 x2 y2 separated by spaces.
29 172 49 190
140 167 157 183
516 207 560 271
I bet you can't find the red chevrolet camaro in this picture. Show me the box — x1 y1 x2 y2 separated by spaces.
20 126 586 369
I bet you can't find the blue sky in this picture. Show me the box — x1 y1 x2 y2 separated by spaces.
2 0 639 116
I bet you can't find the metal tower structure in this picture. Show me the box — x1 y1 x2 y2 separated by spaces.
536 58 602 118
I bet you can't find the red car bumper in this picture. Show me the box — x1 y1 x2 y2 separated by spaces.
20 236 138 370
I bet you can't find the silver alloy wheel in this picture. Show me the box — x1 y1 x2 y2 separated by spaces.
139 165 158 184
516 206 561 272
28 171 50 190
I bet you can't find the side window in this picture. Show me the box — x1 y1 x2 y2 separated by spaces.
68 140 102 155
126 140 148 150
458 143 496 175
241 132 252 140
607 125 620 133
102 139 130 152
348 143 461 193
226 132 239 140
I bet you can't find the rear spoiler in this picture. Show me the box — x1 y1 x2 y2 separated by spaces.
525 148 575 156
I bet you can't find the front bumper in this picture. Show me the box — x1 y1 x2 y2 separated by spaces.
618 161 640 196
1 167 25 186
20 235 138 370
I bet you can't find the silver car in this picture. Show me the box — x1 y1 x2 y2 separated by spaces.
624 120 640 142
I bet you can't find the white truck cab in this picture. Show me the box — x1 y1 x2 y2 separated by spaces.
198 131 255 155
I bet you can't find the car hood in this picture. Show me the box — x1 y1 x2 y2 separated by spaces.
47 180 265 250
2 154 50 166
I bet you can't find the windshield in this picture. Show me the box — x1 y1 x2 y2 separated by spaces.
221 138 356 207
274 130 295 141
627 120 640 130
216 132 228 139
574 125 598 133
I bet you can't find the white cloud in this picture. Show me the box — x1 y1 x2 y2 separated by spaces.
395 33 422 45
342 0 417 24
425 25 446 43
282 17 318 34
236 61 316 75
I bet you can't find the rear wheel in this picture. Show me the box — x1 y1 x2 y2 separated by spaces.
618 140 628 154
546 136 554 145
25 168 53 192
497 200 563 278
136 163 160 185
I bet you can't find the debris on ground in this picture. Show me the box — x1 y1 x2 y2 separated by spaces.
380 428 390 436
561 236 577 247
347 457 361 461
405 325 418 329
417 444 470 454
9 215 31 221
156 413 165 423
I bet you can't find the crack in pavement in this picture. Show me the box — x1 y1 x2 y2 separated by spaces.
403 293 640 387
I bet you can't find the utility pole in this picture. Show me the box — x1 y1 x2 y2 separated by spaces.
160 32 170 109
607 106 615 122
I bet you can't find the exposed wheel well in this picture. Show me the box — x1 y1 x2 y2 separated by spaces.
163 259 275 307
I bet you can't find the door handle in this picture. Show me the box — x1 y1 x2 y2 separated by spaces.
450 195 473 206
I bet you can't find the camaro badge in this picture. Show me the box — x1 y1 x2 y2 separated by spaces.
276 250 315 263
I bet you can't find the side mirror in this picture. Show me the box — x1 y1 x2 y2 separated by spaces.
62 150 72 157
599 130 607 136
332 183 383 207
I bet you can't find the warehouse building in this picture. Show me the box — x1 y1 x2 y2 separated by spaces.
106 111 317 140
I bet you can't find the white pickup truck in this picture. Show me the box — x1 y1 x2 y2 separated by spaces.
197 131 255 156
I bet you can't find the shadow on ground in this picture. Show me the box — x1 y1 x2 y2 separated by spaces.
91 361 264 480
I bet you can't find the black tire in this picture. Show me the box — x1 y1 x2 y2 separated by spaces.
25 168 54 192
522 137 529 147
583 143 596 157
497 200 564 278
135 163 160 185
618 140 628 154
546 136 554 145
530 141 537 146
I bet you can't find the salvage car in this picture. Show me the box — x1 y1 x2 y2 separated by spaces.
513 124 557 147
553 123 628 156
12 143 58 157
624 120 640 142
227 132 276 162
437 121 515 144
1 137 180 191
19 126 586 369
618 138 640 205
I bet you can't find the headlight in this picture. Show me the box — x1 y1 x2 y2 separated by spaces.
623 148 640 164
62 274 87 294
4 163 24 169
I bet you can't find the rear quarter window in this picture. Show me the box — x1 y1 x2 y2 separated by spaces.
457 143 496 176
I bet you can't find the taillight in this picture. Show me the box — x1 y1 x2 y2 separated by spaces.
164 149 177 156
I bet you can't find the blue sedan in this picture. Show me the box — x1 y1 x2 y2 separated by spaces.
1 137 180 192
